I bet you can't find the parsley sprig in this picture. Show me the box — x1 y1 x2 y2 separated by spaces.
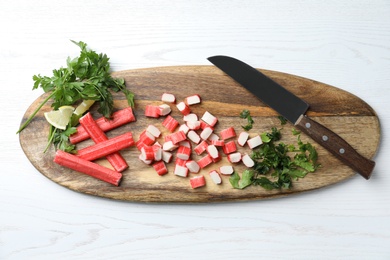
17 40 135 152
230 119 320 190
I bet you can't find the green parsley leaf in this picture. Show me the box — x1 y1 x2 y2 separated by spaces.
240 109 254 131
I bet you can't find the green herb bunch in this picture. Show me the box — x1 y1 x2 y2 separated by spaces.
17 40 135 153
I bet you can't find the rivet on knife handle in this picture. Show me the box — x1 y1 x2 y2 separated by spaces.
295 115 375 179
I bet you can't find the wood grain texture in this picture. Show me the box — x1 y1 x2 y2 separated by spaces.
18 66 380 203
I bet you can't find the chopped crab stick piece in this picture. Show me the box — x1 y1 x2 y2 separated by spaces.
178 124 190 134
162 151 173 163
54 150 122 186
223 140 237 154
186 160 200 173
162 140 179 151
201 111 218 127
220 127 236 140
190 175 206 189
145 105 161 118
200 126 213 140
186 120 201 130
161 93 176 103
158 104 172 116
79 112 128 172
179 140 191 148
220 165 234 175
237 132 249 146
209 170 222 185
138 130 156 146
70 107 135 144
166 131 187 144
139 154 153 165
247 135 263 149
175 157 187 167
208 133 219 141
77 132 135 162
162 115 179 132
242 154 255 167
152 145 162 161
176 101 191 115
187 130 201 144
227 152 242 163
183 113 198 122
206 144 219 159
185 94 201 105
141 146 155 161
197 154 213 169
146 125 161 138
153 161 168 176
177 146 191 160
210 139 224 147
174 164 189 177
194 140 208 155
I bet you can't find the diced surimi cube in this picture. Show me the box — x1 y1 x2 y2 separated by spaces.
166 131 187 144
190 175 206 189
200 126 213 140
242 154 255 167
146 125 161 138
179 140 191 148
220 165 234 175
247 135 263 149
162 140 179 151
162 115 179 132
136 140 148 151
162 151 173 163
161 93 176 103
158 104 171 116
185 94 201 105
174 164 188 177
223 140 237 154
152 145 162 161
138 130 156 146
139 154 153 165
208 133 219 141
177 146 191 160
141 146 155 160
186 160 200 173
211 154 222 163
175 157 188 167
153 161 168 176
210 139 224 147
220 127 236 140
227 152 242 163
206 144 219 159
187 130 201 144
176 101 191 115
237 132 249 146
197 154 213 169
200 121 212 130
178 124 190 134
194 140 208 155
183 113 198 122
145 105 160 118
201 111 218 127
209 170 222 185
186 120 201 130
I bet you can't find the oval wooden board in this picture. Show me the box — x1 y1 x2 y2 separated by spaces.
19 66 380 203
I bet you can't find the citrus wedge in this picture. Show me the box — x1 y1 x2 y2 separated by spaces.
74 100 95 116
44 106 75 130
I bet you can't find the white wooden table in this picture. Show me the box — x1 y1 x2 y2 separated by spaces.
1 1 389 259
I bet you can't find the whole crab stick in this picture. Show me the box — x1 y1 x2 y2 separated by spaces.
78 113 129 172
54 150 122 186
70 107 136 144
76 132 134 162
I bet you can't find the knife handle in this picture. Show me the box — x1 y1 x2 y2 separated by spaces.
295 115 375 179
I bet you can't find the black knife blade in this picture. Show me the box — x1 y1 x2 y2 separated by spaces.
208 55 375 179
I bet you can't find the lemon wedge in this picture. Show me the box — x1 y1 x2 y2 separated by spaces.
74 100 95 116
44 106 75 130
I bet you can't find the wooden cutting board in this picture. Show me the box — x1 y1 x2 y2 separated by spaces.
19 66 380 203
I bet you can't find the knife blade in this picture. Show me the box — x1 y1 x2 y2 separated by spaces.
208 55 375 179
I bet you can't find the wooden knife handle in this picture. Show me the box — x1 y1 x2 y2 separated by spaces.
295 115 375 179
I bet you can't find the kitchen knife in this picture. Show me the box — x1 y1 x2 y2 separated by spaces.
208 55 375 179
